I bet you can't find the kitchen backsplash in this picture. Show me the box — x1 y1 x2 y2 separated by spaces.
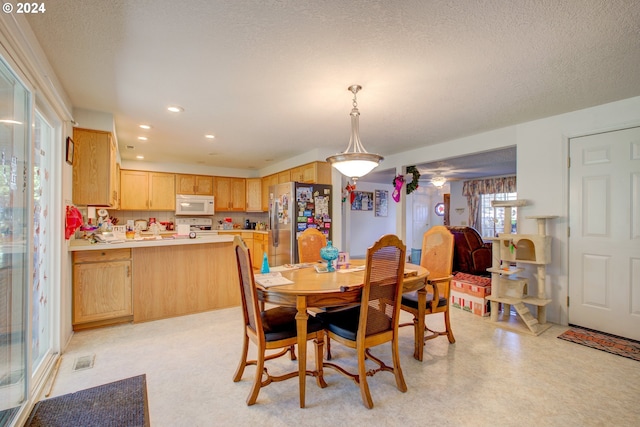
108 210 268 228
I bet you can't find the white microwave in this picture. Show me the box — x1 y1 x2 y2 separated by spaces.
175 194 215 216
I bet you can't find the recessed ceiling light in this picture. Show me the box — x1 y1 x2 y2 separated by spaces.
167 106 184 113
139 124 151 130
205 134 215 139
137 136 148 141
136 155 144 159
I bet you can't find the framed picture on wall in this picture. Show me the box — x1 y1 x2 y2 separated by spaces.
374 189 388 217
65 137 74 165
351 191 373 211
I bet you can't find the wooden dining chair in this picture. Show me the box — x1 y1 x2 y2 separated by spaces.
400 226 456 361
319 234 407 409
232 236 326 405
297 227 327 263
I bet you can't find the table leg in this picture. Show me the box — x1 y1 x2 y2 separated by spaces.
295 295 308 408
415 287 427 361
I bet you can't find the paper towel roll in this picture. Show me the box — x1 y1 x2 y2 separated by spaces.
87 206 96 219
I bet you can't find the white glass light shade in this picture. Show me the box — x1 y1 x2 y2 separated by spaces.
431 176 446 188
326 153 383 178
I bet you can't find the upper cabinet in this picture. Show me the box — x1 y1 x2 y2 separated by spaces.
290 162 332 184
120 170 175 210
261 174 278 212
277 170 290 183
214 177 246 211
245 178 262 212
72 128 119 206
176 174 214 196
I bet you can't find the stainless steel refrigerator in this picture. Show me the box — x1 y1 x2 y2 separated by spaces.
268 182 332 265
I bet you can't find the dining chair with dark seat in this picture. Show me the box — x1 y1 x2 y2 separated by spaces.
400 225 456 361
297 227 327 263
232 236 326 406
318 234 407 409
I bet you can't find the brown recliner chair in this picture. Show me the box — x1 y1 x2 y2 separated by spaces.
445 226 492 276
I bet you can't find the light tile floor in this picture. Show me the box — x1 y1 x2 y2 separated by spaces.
47 307 640 427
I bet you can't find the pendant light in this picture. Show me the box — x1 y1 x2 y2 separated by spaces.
326 85 383 181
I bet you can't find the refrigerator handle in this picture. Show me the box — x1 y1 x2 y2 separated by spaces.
271 200 279 247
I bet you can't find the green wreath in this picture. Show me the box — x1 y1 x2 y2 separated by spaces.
405 166 420 194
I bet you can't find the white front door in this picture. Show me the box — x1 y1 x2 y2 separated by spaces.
568 126 640 340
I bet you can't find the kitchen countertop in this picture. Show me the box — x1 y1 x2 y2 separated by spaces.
216 229 268 234
68 234 234 251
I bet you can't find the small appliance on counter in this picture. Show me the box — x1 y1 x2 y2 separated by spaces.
134 219 148 231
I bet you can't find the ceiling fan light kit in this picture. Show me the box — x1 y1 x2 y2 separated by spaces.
431 175 447 188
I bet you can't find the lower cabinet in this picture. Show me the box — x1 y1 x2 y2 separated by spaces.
72 249 132 330
253 233 267 268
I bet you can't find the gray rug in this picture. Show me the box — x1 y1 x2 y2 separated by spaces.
26 374 149 427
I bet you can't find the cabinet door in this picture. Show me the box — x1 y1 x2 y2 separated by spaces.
113 163 121 209
245 178 262 212
215 177 245 211
149 172 175 210
120 170 149 210
195 175 214 195
230 178 246 211
290 166 303 182
253 234 266 268
72 128 116 206
214 177 232 211
176 174 196 194
73 260 132 324
277 170 290 183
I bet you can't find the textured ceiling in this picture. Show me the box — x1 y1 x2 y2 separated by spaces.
25 0 640 172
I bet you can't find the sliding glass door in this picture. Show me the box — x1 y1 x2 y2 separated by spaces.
0 56 30 425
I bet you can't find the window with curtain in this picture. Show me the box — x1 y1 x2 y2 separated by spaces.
479 192 518 238
462 176 517 236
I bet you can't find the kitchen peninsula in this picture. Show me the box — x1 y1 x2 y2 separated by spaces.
69 235 239 330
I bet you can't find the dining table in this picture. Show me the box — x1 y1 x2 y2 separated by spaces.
255 260 429 408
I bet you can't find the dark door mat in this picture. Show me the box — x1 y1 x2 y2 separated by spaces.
558 326 640 362
26 374 149 427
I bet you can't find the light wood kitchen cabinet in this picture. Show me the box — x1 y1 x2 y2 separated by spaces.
261 174 278 212
290 161 332 184
214 177 246 211
245 178 262 212
72 248 132 329
253 233 267 268
277 170 291 183
120 170 176 210
72 127 119 206
176 174 214 195
132 242 239 322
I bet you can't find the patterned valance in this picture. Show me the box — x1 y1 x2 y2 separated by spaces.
462 176 516 197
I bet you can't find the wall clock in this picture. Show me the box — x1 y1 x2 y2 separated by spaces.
435 202 445 216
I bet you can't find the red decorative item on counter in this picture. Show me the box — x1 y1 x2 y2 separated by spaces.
65 206 83 239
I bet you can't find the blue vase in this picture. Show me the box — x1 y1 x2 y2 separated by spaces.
320 240 339 272
260 252 270 274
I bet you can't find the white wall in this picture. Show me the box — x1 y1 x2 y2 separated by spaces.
448 180 467 226
346 181 396 258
